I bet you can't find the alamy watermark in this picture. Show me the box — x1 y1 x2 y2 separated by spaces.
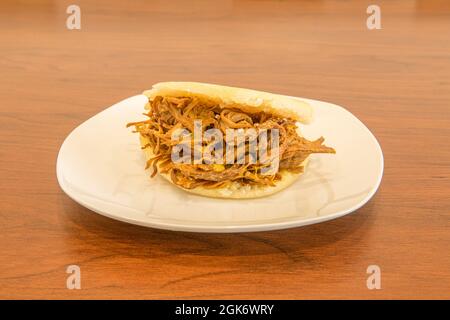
366 5 381 30
66 5 81 30
66 265 81 289
366 265 381 290
171 120 280 175
65 5 381 31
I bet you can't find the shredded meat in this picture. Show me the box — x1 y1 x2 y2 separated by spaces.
127 96 335 189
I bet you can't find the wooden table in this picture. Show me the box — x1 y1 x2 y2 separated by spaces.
1 0 449 299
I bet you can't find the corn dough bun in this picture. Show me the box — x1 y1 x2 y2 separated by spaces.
143 82 313 124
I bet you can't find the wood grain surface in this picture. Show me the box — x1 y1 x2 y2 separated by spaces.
0 0 449 299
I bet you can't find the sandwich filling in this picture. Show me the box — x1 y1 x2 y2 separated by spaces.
127 95 335 189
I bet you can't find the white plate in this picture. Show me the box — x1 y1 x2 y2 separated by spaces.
56 95 383 233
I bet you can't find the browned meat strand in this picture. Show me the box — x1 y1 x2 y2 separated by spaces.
127 96 335 189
